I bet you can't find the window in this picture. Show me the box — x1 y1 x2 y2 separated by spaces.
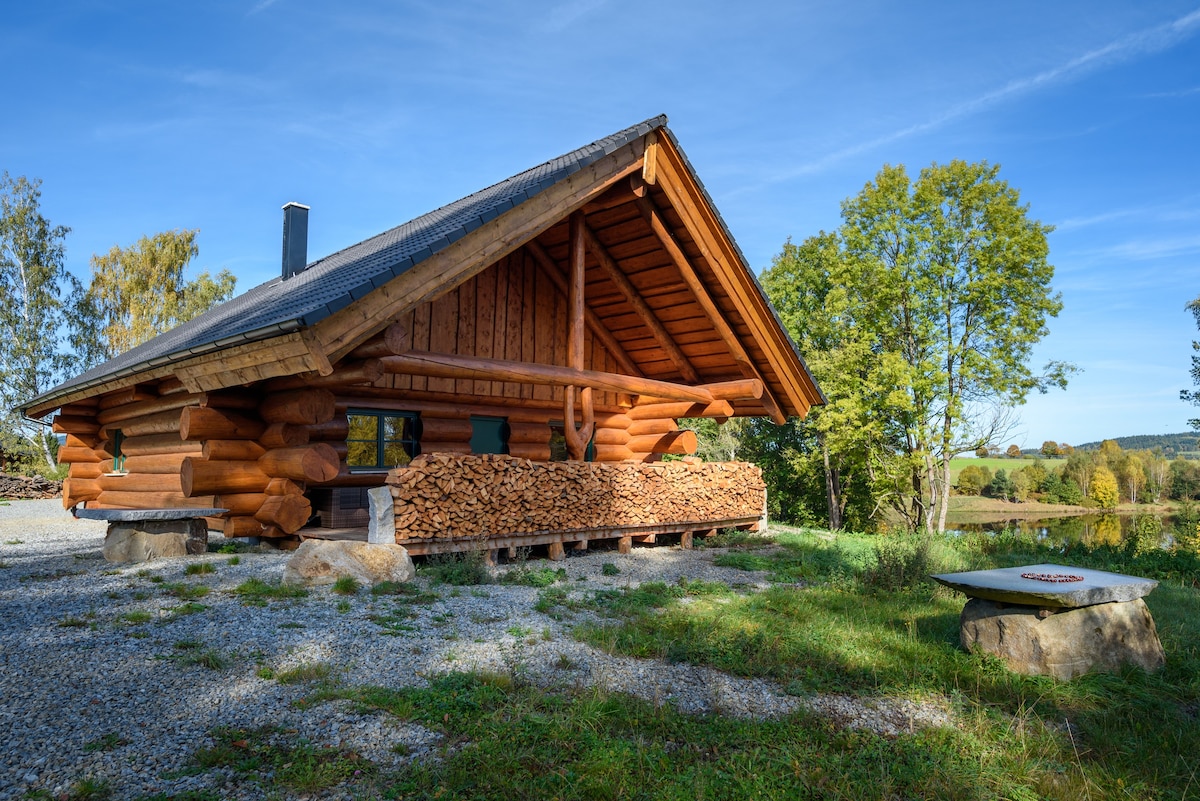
346 410 420 470
470 416 508 455
109 429 127 474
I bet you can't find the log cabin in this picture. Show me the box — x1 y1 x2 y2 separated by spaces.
22 116 824 555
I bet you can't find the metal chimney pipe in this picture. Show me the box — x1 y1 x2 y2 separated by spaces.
281 202 310 279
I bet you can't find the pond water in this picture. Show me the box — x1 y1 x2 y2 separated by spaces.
946 513 1188 551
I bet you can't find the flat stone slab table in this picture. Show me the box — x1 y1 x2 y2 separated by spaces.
74 507 226 563
931 564 1165 680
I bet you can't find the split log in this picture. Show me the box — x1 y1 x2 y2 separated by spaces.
254 494 313 534
181 458 270 495
259 423 309 449
258 443 340 483
628 430 698 456
180 407 265 441
259 389 336 426
203 440 267 461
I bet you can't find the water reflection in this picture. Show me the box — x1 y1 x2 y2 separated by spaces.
947 513 1178 551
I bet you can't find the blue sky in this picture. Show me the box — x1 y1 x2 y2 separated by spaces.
4 1 1199 448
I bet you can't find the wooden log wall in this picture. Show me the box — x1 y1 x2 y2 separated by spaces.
386 453 765 543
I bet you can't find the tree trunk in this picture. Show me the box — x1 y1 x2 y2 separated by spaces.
819 434 843 531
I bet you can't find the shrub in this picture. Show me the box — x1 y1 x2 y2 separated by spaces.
422 551 491 586
863 531 932 592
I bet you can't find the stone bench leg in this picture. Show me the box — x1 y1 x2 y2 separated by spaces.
102 519 209 563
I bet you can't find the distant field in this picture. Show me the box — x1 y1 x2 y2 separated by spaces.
949 456 1064 482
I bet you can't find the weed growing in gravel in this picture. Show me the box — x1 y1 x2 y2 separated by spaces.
336 600 352 613
332 575 360 595
57 614 89 628
119 610 152 625
279 621 304 629
132 790 221 801
209 540 250 554
276 662 333 685
83 733 129 753
164 602 209 618
161 582 209 601
61 777 112 800
233 577 307 606
422 551 491 585
192 725 371 793
500 565 567 587
227 555 240 566
367 608 419 635
130 590 150 600
601 562 620 576
171 643 228 670
184 562 215 576
4 538 22 545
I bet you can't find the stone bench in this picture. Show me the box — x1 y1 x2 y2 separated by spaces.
931 563 1165 680
75 508 226 563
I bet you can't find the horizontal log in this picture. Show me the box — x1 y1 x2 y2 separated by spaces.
180 407 264 441
259 422 309 449
52 414 100 435
307 417 350 441
68 463 105 480
57 446 102 464
214 492 269 515
627 418 679 437
255 494 312 534
117 434 203 457
181 458 270 495
380 352 714 404
258 443 340 482
259 389 336 425
97 393 204 426
703 379 764 401
93 491 217 509
223 516 264 538
628 429 699 456
203 440 267 461
200 389 261 410
420 417 473 443
62 477 102 507
507 443 551 461
97 387 159 409
121 452 194 474
628 400 734 420
590 412 633 429
348 322 410 359
100 409 182 439
98 473 183 493
64 433 99 449
508 422 550 445
265 360 385 391
592 428 631 446
420 442 472 455
592 444 635 462
333 388 623 421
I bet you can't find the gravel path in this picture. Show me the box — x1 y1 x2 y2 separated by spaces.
0 500 953 800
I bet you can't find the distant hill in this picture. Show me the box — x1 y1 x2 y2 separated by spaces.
1073 432 1199 457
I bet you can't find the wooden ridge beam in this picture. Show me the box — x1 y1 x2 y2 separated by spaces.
580 221 700 384
525 240 642 378
379 351 714 404
633 184 786 424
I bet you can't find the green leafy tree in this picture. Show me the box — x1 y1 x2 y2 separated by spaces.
833 160 1072 531
0 173 78 471
956 464 986 495
1005 444 1022 458
81 230 236 362
1091 465 1120 509
1040 440 1060 457
986 468 1012 501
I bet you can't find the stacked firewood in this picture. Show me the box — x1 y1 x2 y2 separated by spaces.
385 453 765 540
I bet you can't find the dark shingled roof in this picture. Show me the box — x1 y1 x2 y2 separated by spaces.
29 116 668 410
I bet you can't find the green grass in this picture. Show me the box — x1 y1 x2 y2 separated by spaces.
499 564 567 587
232 577 308 605
332 575 360 595
190 725 370 793
276 661 334 685
422 551 492 585
949 455 1065 482
184 562 215 576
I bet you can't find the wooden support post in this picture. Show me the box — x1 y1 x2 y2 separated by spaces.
618 536 632 555
548 541 565 561
563 211 595 461
680 530 693 550
572 539 588 551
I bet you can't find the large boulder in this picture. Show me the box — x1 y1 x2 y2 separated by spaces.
960 597 1165 680
284 539 415 587
102 520 208 563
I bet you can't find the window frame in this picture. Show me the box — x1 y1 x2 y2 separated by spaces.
345 409 420 471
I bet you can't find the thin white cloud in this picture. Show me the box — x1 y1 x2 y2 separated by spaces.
787 7 1200 176
248 0 282 15
538 0 609 33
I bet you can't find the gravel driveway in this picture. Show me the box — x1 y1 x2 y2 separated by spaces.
0 499 951 800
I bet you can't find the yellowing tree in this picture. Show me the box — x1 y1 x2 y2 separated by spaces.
1091 465 1120 509
83 230 236 360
